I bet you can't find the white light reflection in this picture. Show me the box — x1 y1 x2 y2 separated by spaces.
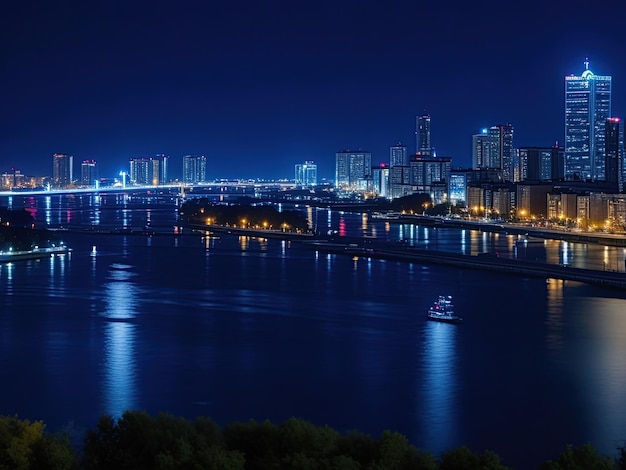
579 298 626 451
45 196 51 225
101 263 139 419
460 229 467 254
420 321 459 453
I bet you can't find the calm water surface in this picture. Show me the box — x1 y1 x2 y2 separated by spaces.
1 193 626 469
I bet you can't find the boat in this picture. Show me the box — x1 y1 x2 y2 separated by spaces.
427 295 462 323
0 245 71 263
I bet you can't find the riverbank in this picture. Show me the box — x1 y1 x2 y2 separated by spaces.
183 221 626 290
384 214 626 247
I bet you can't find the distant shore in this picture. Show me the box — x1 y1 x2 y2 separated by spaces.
181 220 626 290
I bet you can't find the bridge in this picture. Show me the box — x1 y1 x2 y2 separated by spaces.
0 181 298 198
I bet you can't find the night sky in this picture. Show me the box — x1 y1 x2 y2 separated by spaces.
3 1 626 181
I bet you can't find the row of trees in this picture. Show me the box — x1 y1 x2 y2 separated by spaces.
0 411 624 469
179 199 310 232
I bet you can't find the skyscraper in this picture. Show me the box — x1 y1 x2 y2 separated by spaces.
80 160 98 187
155 153 169 184
489 123 514 181
416 114 431 156
389 143 408 167
565 58 612 180
335 150 371 190
471 125 513 178
182 155 207 184
605 117 621 192
294 161 317 187
472 129 492 169
52 153 73 188
129 158 150 185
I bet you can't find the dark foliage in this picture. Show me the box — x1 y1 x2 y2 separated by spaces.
2 411 626 469
179 199 310 231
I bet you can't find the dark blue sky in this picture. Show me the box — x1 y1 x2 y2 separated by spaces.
2 1 626 180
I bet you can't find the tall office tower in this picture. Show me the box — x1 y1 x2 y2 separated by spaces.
390 143 408 167
335 150 372 190
294 161 317 187
416 114 431 156
472 129 493 169
489 123 514 181
80 160 98 187
182 155 207 184
565 58 612 180
605 117 621 192
52 153 73 188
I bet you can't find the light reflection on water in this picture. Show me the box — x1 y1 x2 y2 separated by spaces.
101 263 139 418
2 198 626 468
420 321 459 454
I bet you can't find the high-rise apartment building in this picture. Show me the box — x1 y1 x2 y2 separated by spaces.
155 153 169 184
294 161 317 187
129 158 150 185
416 114 431 156
182 155 207 184
80 160 98 187
52 153 73 188
471 125 514 179
335 150 372 190
565 58 612 181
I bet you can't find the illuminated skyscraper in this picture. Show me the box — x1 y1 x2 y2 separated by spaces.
565 58 612 180
416 114 431 156
52 153 73 188
490 124 514 181
390 143 408 167
182 155 207 184
335 150 371 190
472 129 492 169
294 161 317 187
129 158 150 185
155 153 169 184
80 160 98 187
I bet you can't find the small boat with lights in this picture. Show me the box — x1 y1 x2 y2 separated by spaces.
0 245 71 263
427 295 462 324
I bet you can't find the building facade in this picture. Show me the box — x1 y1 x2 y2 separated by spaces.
565 59 612 181
182 155 207 184
490 124 514 181
605 117 621 192
80 160 98 187
390 143 408 167
335 150 372 190
52 153 73 188
416 114 431 156
294 161 317 187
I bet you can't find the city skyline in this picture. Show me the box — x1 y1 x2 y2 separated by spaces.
2 1 626 180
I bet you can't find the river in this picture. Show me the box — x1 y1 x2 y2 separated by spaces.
0 191 625 469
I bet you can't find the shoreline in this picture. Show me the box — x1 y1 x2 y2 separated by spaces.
182 220 626 290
